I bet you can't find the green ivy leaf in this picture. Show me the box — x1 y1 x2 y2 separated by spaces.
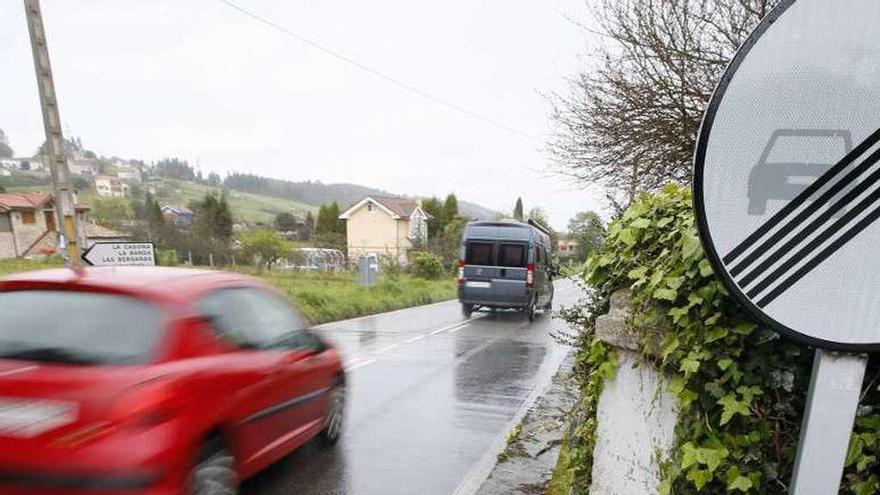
654 288 678 301
718 394 751 425
728 476 753 492
718 358 733 371
619 228 637 246
686 468 711 489
706 327 728 343
698 258 714 277
630 217 651 229
628 266 648 280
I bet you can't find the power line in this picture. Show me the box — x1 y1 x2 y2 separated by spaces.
218 0 538 142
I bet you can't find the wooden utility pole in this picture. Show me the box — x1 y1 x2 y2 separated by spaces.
23 0 81 266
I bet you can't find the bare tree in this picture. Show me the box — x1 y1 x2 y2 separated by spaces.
549 0 776 203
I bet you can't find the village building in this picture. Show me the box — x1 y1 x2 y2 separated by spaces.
338 196 429 264
0 192 90 258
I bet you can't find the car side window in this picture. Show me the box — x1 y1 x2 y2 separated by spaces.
198 288 308 349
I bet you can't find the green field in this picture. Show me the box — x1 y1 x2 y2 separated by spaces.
6 178 317 225
0 259 456 324
156 179 317 224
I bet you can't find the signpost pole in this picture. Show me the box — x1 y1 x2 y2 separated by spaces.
790 350 868 494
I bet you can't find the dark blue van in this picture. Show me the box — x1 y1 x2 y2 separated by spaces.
457 220 555 321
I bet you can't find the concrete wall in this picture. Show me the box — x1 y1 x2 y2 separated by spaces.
345 205 412 263
589 290 677 495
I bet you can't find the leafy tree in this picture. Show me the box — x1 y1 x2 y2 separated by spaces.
567 211 605 261
315 202 345 249
421 197 444 238
300 211 315 241
441 194 459 227
0 142 12 159
207 172 222 187
91 197 134 226
274 211 301 232
513 197 524 221
240 229 288 268
441 216 468 262
72 175 92 191
154 158 196 181
548 0 773 204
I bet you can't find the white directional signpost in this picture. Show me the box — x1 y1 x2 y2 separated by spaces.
81 242 156 267
693 0 880 492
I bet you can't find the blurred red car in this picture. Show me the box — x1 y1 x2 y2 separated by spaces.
0 267 345 495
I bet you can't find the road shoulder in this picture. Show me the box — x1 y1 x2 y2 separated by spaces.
470 353 577 495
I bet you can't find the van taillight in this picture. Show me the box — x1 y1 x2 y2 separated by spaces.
457 260 465 285
527 263 535 288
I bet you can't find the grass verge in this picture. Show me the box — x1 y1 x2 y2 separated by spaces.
0 259 457 324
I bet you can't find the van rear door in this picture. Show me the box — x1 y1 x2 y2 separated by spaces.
462 241 529 305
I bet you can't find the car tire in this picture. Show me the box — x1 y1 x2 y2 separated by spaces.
321 382 346 445
527 301 537 322
462 304 474 319
190 443 237 495
544 298 553 313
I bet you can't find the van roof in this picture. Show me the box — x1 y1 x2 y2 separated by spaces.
463 220 548 243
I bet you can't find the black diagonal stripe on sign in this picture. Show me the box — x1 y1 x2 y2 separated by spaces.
728 143 880 276
723 127 880 265
745 183 880 301
736 160 880 287
756 202 880 308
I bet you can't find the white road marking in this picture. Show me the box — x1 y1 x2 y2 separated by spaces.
345 358 377 371
404 334 427 344
373 343 400 354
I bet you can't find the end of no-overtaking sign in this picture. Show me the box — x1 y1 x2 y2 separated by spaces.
81 242 156 267
692 0 880 492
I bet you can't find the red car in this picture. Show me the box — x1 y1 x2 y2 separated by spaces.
0 267 345 495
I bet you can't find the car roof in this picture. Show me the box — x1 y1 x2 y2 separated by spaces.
0 266 263 305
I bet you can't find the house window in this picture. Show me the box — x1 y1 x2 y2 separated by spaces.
20 211 36 225
0 214 10 232
367 202 373 212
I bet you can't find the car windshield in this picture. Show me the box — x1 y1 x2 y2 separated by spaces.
0 290 163 365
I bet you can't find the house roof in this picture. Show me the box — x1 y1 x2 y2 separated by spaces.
339 195 426 220
161 204 194 215
85 222 130 239
0 192 90 212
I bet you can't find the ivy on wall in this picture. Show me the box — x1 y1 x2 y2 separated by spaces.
558 184 880 494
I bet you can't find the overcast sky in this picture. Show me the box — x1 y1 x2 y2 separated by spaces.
1 0 603 229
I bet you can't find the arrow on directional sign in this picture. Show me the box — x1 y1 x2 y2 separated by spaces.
81 242 156 267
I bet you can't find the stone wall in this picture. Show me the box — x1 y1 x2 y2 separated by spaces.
0 233 15 259
589 290 678 495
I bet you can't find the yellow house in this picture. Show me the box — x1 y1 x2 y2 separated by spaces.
339 196 429 264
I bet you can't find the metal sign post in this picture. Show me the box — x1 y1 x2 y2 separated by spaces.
23 0 81 267
692 0 880 491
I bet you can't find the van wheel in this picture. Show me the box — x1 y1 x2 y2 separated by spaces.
527 301 537 322
462 304 474 318
544 299 553 312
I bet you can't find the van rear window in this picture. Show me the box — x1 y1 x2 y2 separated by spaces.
466 242 494 266
498 243 527 267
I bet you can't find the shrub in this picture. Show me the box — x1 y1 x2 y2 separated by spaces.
410 251 444 280
558 184 880 494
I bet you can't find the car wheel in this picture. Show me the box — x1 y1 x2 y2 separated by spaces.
544 298 553 312
462 303 473 318
190 445 237 495
321 382 346 445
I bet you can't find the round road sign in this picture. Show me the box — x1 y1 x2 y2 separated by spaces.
694 0 880 350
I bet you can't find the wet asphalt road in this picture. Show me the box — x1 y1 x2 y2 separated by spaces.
241 279 582 495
